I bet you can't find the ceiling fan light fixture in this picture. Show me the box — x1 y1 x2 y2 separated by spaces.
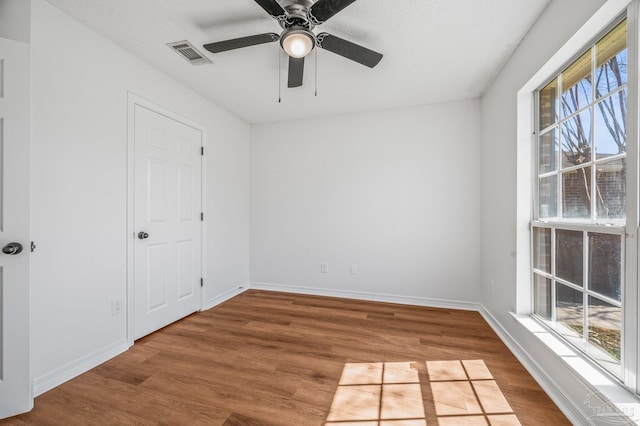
281 30 315 58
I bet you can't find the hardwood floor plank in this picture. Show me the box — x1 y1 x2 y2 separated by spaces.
2 290 569 425
57 372 229 425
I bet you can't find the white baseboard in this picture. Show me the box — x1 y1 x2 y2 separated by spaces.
478 307 592 425
249 281 482 311
249 281 600 425
33 339 129 397
203 284 249 311
30 283 627 425
33 285 249 398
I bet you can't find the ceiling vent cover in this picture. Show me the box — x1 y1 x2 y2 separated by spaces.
167 40 212 65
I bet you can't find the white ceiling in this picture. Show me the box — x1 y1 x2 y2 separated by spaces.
45 0 550 124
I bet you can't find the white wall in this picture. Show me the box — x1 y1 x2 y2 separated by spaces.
0 0 30 42
481 0 607 320
251 100 482 303
30 0 250 391
480 0 612 421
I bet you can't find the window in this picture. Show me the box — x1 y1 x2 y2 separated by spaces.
533 19 628 379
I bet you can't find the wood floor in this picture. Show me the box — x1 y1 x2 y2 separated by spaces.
3 290 569 425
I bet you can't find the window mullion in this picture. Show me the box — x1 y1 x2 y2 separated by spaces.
591 44 597 222
591 132 597 222
557 74 564 219
534 91 540 221
551 228 557 323
583 231 590 349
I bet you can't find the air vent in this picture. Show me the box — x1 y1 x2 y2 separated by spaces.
167 40 212 65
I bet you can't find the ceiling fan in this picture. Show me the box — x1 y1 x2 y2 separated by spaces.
202 0 383 88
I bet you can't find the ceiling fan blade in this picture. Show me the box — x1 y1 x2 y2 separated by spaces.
203 33 279 54
307 0 358 24
288 56 304 88
254 0 288 20
316 33 383 68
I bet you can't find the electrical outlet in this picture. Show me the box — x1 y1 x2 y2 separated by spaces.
489 279 495 295
350 264 358 275
321 263 328 273
111 298 123 316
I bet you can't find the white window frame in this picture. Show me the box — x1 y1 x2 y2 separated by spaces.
531 223 626 377
516 0 639 394
532 16 629 379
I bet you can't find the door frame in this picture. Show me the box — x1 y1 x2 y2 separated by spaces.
126 92 207 347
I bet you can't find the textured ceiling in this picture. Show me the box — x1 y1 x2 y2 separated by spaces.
45 0 550 124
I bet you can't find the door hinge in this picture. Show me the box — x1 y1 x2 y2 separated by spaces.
201 212 204 221
201 146 204 156
200 278 204 287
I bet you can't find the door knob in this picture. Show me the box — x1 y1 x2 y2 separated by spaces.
137 232 149 240
2 242 23 255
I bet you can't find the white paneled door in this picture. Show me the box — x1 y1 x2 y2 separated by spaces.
0 38 31 418
133 104 202 340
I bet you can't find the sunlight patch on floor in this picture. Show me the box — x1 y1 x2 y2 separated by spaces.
326 362 426 425
427 360 521 426
325 360 522 426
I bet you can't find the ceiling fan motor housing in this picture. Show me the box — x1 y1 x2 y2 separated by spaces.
279 0 316 30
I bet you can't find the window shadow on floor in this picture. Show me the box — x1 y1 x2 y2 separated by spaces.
325 360 521 426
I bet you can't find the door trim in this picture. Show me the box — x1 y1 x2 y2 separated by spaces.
126 92 206 347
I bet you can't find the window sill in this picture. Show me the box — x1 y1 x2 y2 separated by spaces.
510 312 640 423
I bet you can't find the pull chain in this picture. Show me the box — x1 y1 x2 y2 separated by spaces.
315 47 318 97
278 46 282 103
